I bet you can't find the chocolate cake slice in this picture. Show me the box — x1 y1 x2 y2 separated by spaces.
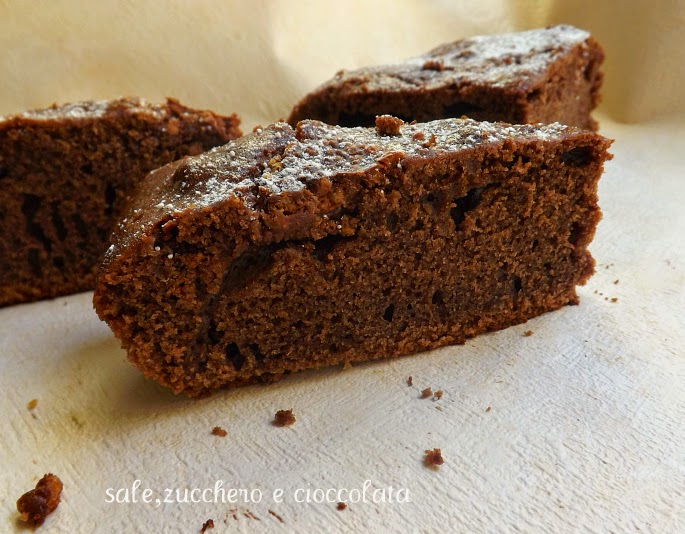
94 116 612 396
0 98 241 307
289 25 603 130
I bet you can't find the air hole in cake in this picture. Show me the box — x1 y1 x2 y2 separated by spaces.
329 343 339 353
225 343 245 371
104 183 116 216
569 222 583 245
561 146 593 167
531 239 539 251
386 212 399 231
28 248 42 277
249 344 265 362
442 102 484 118
311 234 352 261
512 276 523 308
51 203 67 241
527 89 542 102
383 304 395 322
293 320 303 330
207 323 220 344
432 290 444 305
52 256 65 269
22 194 52 253
0 165 7 180
450 186 486 229
432 290 447 319
423 192 442 212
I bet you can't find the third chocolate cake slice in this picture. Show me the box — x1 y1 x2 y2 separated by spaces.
94 116 612 396
289 25 604 130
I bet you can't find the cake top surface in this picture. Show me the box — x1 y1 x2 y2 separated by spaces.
314 25 591 94
0 97 175 124
106 116 582 263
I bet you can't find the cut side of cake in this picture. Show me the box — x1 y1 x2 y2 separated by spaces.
94 116 612 396
0 98 241 306
289 25 604 130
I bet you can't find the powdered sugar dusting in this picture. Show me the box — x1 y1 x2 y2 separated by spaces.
1 97 168 122
106 117 577 263
324 25 591 92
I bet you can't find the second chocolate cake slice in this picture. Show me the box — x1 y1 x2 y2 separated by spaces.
289 25 604 130
94 117 612 396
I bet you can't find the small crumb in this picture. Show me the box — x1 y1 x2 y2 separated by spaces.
336 502 347 511
422 59 445 71
523 330 534 337
412 131 425 141
375 115 404 136
16 473 63 527
268 510 285 523
406 376 413 386
424 448 444 467
422 133 437 148
420 387 433 399
486 406 492 413
167 253 174 259
211 426 227 437
613 279 619 284
436 406 444 411
200 518 215 532
273 409 296 427
610 297 618 303
433 390 443 400
27 399 38 410
342 360 353 370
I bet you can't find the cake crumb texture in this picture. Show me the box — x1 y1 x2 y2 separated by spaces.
16 473 63 527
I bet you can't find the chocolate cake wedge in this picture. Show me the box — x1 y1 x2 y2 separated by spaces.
94 116 612 396
0 98 241 307
289 25 603 130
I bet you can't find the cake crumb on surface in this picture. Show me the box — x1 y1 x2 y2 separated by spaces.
613 279 619 284
523 330 534 337
486 406 492 413
424 448 444 467
420 387 433 399
16 473 63 527
611 297 618 302
200 518 214 532
211 426 227 437
406 376 413 386
434 390 443 400
27 399 38 410
336 502 347 511
273 409 296 427
375 115 404 136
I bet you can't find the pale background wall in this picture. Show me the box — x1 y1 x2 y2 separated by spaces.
0 0 683 128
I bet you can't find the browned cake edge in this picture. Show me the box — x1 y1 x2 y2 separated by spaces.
94 118 612 396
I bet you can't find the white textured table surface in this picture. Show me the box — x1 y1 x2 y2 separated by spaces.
1 115 683 533
1 1 685 531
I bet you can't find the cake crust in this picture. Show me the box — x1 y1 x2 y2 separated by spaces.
95 117 611 396
288 25 604 130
